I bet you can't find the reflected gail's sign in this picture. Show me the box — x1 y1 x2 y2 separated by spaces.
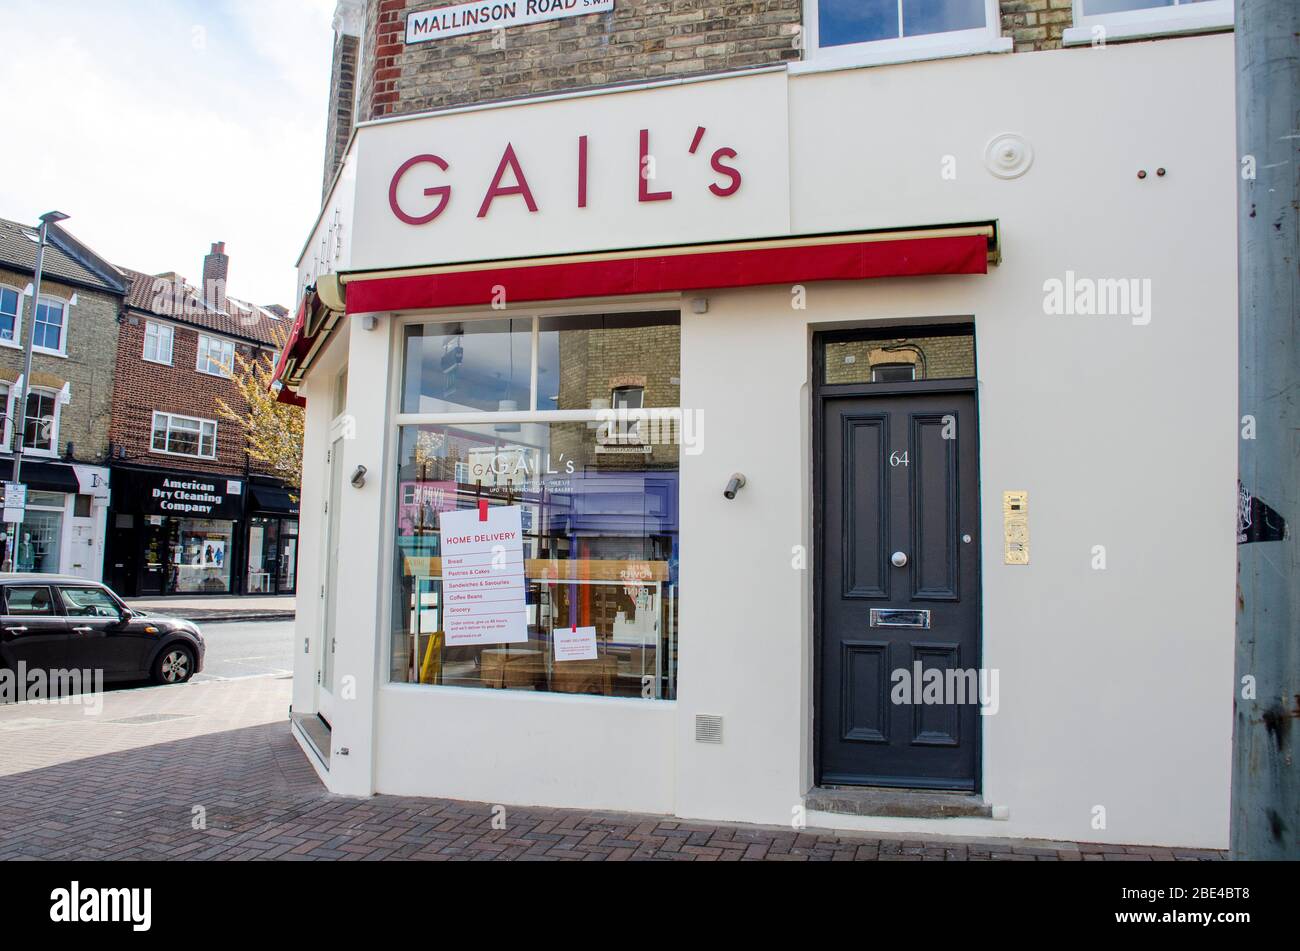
406 0 614 44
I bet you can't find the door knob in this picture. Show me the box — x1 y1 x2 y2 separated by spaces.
891 551 908 567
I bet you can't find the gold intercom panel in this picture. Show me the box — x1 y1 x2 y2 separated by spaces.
1003 490 1029 565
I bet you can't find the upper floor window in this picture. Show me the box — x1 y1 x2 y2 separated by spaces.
196 334 235 377
143 320 174 365
801 0 1009 70
1065 0 1231 44
151 411 217 459
0 287 20 345
21 388 60 456
33 297 66 355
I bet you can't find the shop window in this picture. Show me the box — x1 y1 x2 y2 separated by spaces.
1065 0 1231 45
802 0 1008 70
824 328 976 386
151 411 218 459
173 518 233 593
0 286 20 345
196 334 235 377
0 381 9 450
12 493 66 573
393 310 682 702
22 389 59 455
33 297 66 354
402 319 532 414
143 320 174 365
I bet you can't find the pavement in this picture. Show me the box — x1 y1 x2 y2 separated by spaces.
0 672 1228 861
124 593 296 623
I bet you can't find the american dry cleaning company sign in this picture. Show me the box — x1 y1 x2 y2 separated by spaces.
407 0 614 44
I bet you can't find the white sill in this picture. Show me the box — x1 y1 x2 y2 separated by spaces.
789 34 1012 75
33 347 67 359
1063 12 1232 46
0 338 20 350
196 368 232 379
149 447 218 461
143 356 174 367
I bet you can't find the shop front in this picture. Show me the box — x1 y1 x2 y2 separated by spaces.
245 478 299 594
0 459 110 580
282 38 1236 849
106 466 244 596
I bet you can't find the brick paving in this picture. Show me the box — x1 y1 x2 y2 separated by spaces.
0 677 1227 861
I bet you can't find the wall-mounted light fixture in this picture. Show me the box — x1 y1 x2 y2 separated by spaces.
690 297 709 314
361 314 378 331
723 473 747 500
350 465 367 488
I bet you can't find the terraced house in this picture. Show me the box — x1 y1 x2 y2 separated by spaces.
106 243 300 598
0 217 121 580
278 0 1237 850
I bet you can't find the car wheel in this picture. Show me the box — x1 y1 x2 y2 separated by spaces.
152 645 196 685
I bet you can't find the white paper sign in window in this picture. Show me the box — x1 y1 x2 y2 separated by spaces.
439 504 527 646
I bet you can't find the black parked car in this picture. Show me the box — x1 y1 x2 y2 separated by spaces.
0 574 204 684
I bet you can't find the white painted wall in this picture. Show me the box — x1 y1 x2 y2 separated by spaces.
292 34 1237 847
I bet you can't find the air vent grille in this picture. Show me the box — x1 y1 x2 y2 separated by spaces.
694 714 723 744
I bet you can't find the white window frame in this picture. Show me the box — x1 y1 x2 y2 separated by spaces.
196 334 235 378
0 285 22 350
150 410 218 460
794 0 1011 73
32 295 68 357
15 386 62 458
1064 0 1232 46
143 320 175 365
0 381 10 451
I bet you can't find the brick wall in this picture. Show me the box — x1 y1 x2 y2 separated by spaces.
0 265 118 463
109 312 277 477
360 0 803 120
1000 0 1069 52
323 30 361 197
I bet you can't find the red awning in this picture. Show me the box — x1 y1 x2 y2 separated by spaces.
273 225 997 400
345 229 992 315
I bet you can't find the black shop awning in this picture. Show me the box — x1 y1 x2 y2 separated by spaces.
0 459 80 494
250 484 299 516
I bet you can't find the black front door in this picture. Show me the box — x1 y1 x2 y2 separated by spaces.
819 390 981 790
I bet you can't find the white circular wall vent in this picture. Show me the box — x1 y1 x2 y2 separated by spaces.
984 133 1034 179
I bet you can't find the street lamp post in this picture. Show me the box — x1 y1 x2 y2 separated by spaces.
3 210 69 572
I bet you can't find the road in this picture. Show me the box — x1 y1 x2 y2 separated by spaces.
193 618 294 682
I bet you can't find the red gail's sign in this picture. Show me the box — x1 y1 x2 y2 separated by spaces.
406 0 614 44
388 127 742 226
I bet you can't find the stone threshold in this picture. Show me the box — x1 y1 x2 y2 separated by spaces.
291 712 332 769
806 785 995 819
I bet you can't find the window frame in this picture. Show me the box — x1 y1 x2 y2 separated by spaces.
32 295 68 357
143 320 175 366
150 410 218 460
15 386 61 457
1063 0 1232 45
195 333 236 378
0 284 22 349
795 0 1011 72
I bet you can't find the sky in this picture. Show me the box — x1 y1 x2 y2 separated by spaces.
0 0 337 307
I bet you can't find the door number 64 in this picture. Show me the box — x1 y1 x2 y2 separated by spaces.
889 451 910 467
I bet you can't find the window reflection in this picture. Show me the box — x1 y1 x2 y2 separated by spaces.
392 422 680 700
402 318 532 414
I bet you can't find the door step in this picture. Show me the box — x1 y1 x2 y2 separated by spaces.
806 786 993 819
291 712 331 769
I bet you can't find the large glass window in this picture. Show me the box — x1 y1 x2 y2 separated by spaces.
1067 0 1230 43
402 318 532 414
392 312 682 701
14 492 65 573
172 518 234 593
